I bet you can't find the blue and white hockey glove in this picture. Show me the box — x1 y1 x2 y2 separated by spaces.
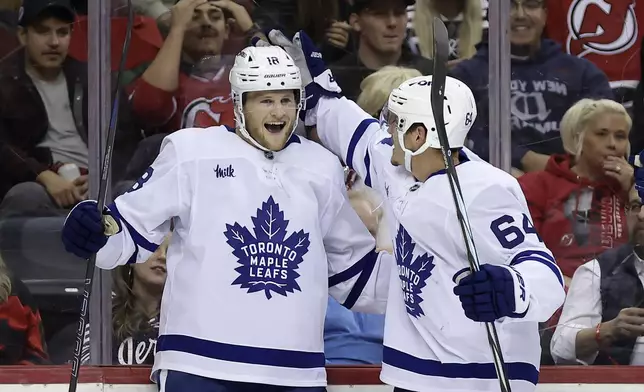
260 29 342 121
453 264 528 322
62 200 121 259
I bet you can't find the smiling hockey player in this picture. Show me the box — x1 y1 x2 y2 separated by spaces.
60 45 392 392
258 30 565 392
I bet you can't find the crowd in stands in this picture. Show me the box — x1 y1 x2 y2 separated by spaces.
1 0 644 374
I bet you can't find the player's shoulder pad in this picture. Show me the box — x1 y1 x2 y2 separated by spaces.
164 125 243 157
462 160 523 199
291 136 346 184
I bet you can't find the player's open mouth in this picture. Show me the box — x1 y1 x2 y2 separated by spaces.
265 122 286 134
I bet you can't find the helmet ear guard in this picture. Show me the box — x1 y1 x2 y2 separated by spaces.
387 75 477 172
229 46 306 152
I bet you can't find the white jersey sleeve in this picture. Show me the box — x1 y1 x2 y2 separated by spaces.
467 181 565 322
96 136 189 269
308 96 485 190
307 97 385 188
323 162 392 314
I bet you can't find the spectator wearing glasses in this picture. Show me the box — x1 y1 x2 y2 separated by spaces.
551 186 644 365
451 0 612 174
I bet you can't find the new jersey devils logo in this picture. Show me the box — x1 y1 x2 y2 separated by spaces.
566 0 638 57
181 95 232 128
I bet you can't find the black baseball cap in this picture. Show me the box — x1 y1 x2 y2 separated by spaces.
18 0 75 27
352 0 415 14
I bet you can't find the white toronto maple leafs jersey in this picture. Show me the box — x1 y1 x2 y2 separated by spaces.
307 97 566 392
95 126 392 387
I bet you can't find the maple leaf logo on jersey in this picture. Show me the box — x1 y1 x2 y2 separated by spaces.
224 196 310 299
395 225 434 318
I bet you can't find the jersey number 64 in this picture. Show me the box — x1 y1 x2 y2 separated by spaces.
490 214 542 249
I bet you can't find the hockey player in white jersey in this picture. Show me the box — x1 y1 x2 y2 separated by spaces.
60 45 392 392
258 30 566 392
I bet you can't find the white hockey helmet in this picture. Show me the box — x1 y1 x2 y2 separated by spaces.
229 45 305 151
387 75 477 171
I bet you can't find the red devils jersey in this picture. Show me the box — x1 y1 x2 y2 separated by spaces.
546 0 642 99
130 64 235 134
176 67 235 129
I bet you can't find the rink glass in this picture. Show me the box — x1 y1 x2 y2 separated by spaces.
0 0 635 383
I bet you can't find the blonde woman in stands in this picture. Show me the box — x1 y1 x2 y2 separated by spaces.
518 99 634 286
0 253 49 365
357 65 422 118
407 0 486 67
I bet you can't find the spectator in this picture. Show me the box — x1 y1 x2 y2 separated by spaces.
450 0 613 173
252 0 354 63
330 0 433 101
111 233 168 365
0 253 49 365
49 234 169 365
131 0 177 20
407 0 486 68
0 0 90 215
356 65 421 117
518 98 633 284
550 187 644 365
128 0 254 135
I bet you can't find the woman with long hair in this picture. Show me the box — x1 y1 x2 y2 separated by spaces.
52 234 169 365
111 233 169 365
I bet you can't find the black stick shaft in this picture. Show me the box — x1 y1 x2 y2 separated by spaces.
68 2 133 390
430 17 512 392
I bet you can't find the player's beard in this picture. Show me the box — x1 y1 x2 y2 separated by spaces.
255 121 294 151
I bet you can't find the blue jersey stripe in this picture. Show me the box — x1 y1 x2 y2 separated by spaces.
510 250 563 286
342 250 378 309
383 346 539 384
346 119 378 171
157 334 325 369
109 203 160 253
328 247 377 287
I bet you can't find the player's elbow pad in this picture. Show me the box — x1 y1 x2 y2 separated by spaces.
513 259 565 322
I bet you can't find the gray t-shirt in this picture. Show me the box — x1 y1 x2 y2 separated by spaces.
30 70 89 168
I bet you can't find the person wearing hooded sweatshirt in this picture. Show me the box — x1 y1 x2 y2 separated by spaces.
450 0 612 173
518 99 634 285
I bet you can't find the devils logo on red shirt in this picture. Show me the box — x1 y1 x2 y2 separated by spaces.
566 0 638 57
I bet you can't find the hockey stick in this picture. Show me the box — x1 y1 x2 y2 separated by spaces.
430 17 512 392
68 2 134 391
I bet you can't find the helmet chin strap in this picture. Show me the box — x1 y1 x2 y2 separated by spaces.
398 131 431 175
404 150 413 173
